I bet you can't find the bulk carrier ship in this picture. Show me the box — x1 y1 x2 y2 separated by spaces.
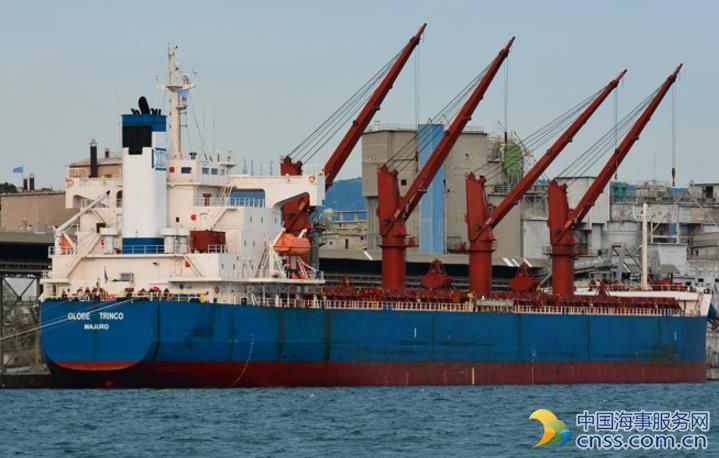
40 30 711 387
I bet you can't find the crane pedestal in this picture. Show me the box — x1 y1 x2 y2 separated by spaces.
550 243 576 296
468 239 494 297
379 227 417 290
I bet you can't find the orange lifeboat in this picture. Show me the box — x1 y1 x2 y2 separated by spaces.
273 233 310 256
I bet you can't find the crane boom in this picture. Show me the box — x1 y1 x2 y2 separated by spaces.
464 70 626 295
548 65 682 296
383 36 515 234
378 37 514 290
482 70 627 233
563 64 682 234
323 23 426 189
280 23 427 236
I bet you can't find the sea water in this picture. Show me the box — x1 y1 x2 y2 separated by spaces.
1 383 717 457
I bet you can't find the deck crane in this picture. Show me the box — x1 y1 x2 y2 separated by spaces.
280 24 427 236
377 37 515 290
548 65 682 296
465 70 627 296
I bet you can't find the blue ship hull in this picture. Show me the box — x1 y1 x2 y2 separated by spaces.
39 299 707 387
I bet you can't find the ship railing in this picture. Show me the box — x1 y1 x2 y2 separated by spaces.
121 244 166 255
513 304 681 317
49 245 77 256
40 291 685 318
207 244 227 253
194 197 265 208
597 284 695 293
69 177 122 188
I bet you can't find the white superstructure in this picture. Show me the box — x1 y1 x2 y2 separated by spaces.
43 50 326 304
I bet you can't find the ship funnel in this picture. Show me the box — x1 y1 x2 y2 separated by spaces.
120 99 168 253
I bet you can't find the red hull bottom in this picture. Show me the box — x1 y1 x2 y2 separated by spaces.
49 361 706 388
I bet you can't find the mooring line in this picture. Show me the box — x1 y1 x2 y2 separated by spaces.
229 333 254 388
0 299 134 343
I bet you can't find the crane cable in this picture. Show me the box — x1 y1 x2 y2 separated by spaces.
294 52 399 163
558 86 660 188
288 49 403 163
671 81 677 186
472 87 604 183
385 63 492 174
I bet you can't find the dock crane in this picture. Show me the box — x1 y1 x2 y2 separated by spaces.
465 70 627 296
280 24 427 236
377 37 515 290
548 65 682 296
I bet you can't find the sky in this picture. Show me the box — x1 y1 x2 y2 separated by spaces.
1 0 717 189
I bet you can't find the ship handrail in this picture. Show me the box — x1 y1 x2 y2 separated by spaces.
193 196 266 208
42 292 686 317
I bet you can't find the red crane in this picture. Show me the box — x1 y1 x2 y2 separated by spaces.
280 23 427 236
465 70 626 296
548 65 682 296
377 37 515 290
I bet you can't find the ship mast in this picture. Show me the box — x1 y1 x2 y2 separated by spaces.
163 46 196 159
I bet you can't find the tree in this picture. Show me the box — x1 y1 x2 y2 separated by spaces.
0 182 18 194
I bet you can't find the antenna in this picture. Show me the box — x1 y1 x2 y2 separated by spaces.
159 45 197 160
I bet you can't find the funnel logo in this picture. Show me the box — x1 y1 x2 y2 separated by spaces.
530 409 572 448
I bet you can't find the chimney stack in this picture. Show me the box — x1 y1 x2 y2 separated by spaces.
22 177 28 191
104 147 110 159
29 173 35 191
90 138 98 178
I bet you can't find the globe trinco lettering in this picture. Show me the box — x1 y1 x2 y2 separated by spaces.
67 312 124 321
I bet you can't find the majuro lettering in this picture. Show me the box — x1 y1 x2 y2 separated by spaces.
68 311 125 331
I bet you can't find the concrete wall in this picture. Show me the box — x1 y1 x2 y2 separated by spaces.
362 129 419 250
444 132 493 250
68 158 122 178
555 176 610 227
490 194 522 260
362 127 497 252
0 192 76 233
648 243 687 274
522 219 549 260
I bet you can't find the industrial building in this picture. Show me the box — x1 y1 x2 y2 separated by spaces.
320 124 719 289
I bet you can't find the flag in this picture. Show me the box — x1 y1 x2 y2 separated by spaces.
12 166 23 174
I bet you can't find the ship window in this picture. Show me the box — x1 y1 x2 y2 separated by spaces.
176 217 180 223
244 241 247 246
252 241 255 247
220 169 226 175
202 167 209 175
122 125 151 155
261 217 263 223
181 167 192 174
249 216 253 223
211 168 219 175
400 179 407 186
